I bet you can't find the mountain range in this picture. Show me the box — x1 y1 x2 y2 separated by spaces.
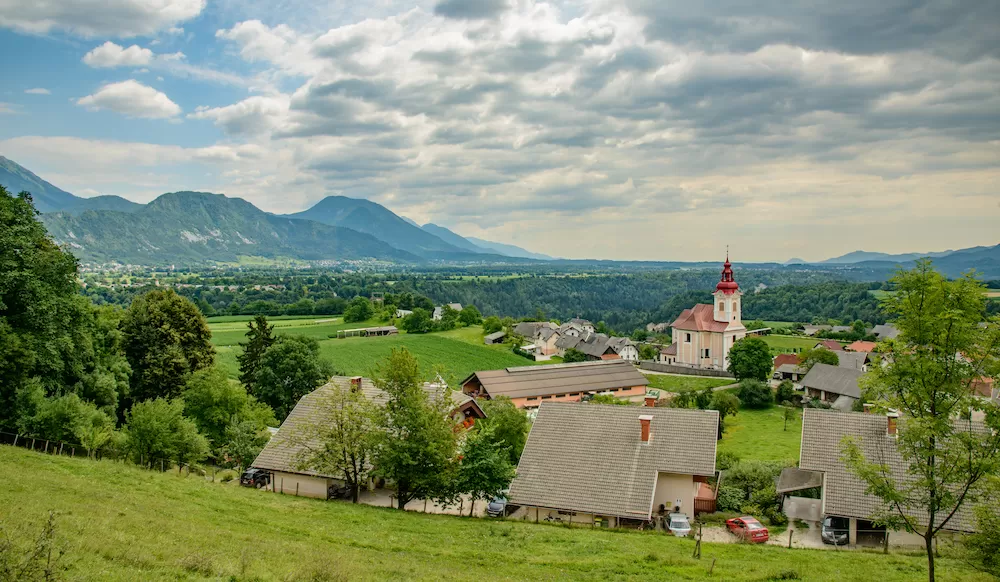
0 156 546 265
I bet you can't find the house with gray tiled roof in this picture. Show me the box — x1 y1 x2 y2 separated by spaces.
786 409 980 547
508 402 718 526
800 363 863 410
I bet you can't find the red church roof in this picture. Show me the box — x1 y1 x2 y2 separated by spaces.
670 304 730 333
715 254 739 294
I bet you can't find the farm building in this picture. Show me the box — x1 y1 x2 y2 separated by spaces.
252 376 485 499
800 363 863 410
508 402 718 527
336 326 398 338
460 360 649 409
484 331 506 344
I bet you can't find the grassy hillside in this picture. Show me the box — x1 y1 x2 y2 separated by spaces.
215 326 533 383
718 406 803 464
207 316 381 346
0 447 985 581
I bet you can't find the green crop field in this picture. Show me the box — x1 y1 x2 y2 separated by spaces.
642 374 735 394
216 328 535 384
718 406 803 464
208 316 383 347
0 447 984 582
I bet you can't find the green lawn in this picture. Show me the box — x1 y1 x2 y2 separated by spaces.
0 447 984 581
642 374 735 394
718 406 803 464
208 317 383 346
761 335 832 354
217 330 535 385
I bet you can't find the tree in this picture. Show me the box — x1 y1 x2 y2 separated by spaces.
694 385 713 410
482 316 503 334
798 347 839 372
964 480 1000 577
401 308 433 334
343 296 374 323
314 297 348 315
563 348 587 363
709 391 740 438
458 305 482 327
237 315 275 394
182 365 275 452
477 397 531 466
588 394 633 406
123 398 208 469
72 405 115 459
776 380 795 404
222 420 271 473
726 337 772 381
736 379 774 409
294 380 379 503
436 305 460 331
745 319 766 332
255 335 333 421
638 344 659 361
120 289 215 408
456 424 515 516
371 348 457 509
284 298 315 316
842 261 1000 582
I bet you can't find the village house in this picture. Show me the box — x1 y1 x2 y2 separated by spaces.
844 340 878 353
460 360 649 409
800 363 863 410
251 376 486 499
814 339 844 351
432 303 463 321
870 324 900 340
508 402 718 527
665 255 747 371
836 350 870 372
658 343 677 365
780 409 979 547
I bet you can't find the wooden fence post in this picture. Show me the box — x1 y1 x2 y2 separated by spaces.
295 483 299 497
12 434 17 447
709 557 717 576
44 440 49 453
788 529 794 549
423 499 428 513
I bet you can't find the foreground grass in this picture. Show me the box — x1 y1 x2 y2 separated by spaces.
643 374 734 394
719 406 802 463
0 447 983 582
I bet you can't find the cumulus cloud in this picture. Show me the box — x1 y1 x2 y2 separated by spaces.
0 0 205 37
24 88 50 95
433 0 510 20
188 95 290 136
76 80 182 119
83 41 153 67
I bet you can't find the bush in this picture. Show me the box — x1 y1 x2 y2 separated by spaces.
482 316 502 334
716 485 745 512
695 511 741 525
739 503 763 517
716 450 741 471
765 507 789 527
217 470 237 483
776 380 795 404
737 379 774 409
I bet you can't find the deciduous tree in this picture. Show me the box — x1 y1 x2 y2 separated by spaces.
255 335 333 421
798 346 839 372
456 424 515 516
727 337 772 381
842 261 1000 582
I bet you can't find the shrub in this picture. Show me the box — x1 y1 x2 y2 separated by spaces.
716 485 745 512
776 380 795 404
737 379 774 409
765 507 789 527
739 503 762 517
217 470 237 483
694 511 741 525
716 450 741 471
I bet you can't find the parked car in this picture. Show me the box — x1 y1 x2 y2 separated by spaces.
240 468 270 489
487 494 508 517
821 516 849 545
667 513 691 537
726 516 770 543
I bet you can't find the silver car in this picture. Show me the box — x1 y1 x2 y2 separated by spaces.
668 513 692 537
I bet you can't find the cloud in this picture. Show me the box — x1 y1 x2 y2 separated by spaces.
77 80 182 119
83 41 153 67
433 0 509 20
188 95 290 136
0 0 205 37
24 88 50 95
0 102 14 114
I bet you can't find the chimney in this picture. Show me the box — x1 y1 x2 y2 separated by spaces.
886 411 899 436
639 414 653 443
644 395 657 408
350 376 363 392
863 403 874 414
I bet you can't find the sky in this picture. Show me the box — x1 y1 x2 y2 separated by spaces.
0 0 997 262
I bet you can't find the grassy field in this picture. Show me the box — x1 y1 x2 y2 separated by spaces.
208 316 383 347
216 328 533 384
761 335 832 354
718 406 803 464
642 374 735 394
0 447 985 582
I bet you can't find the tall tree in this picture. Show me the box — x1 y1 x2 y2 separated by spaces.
478 397 531 465
798 346 839 372
371 348 457 509
120 289 214 409
123 398 209 469
182 365 275 453
343 296 375 323
254 335 333 421
295 380 379 503
727 337 773 381
237 315 275 393
842 261 1000 582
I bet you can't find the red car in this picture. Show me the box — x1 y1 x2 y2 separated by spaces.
726 516 770 543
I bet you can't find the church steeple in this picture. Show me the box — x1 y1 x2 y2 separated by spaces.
713 252 742 324
715 250 739 294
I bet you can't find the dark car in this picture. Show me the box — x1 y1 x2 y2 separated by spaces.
240 468 270 489
487 492 509 517
821 516 849 545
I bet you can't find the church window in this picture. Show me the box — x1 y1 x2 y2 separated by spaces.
718 302 724 311
702 349 710 358
685 333 692 343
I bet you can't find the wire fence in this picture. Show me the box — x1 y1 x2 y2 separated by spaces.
0 431 237 482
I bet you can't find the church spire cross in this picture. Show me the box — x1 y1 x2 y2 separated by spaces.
715 251 739 294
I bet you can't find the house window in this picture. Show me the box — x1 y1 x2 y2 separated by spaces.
685 333 692 343
718 302 724 311
527 397 538 401
702 349 710 358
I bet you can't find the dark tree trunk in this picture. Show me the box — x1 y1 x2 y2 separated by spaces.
925 533 935 582
351 483 359 504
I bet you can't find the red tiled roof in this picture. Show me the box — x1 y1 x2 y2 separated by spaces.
670 304 730 333
845 341 877 353
773 354 799 370
600 353 622 360
815 340 844 351
972 376 994 398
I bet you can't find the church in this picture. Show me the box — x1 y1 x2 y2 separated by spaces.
660 255 747 371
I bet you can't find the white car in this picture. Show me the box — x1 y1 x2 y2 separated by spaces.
667 513 691 537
